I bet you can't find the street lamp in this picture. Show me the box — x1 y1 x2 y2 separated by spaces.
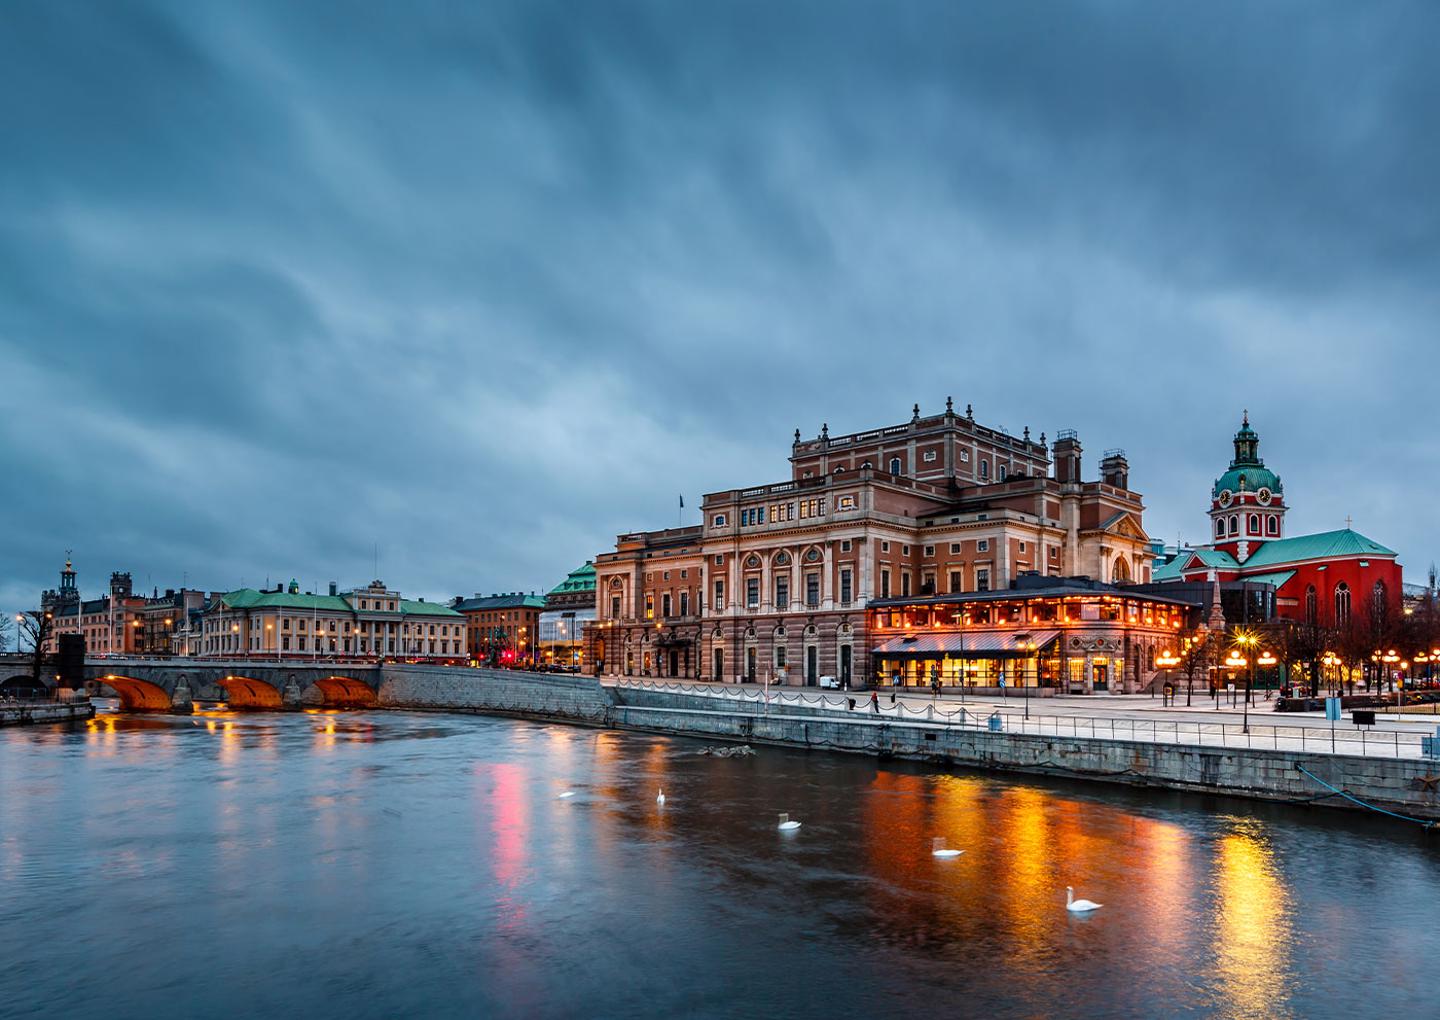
1321 650 1340 697
1156 649 1180 705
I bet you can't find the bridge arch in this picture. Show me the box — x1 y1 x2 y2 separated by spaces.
214 675 284 710
97 674 174 712
304 675 377 708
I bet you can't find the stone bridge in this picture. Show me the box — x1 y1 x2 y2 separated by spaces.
82 659 617 721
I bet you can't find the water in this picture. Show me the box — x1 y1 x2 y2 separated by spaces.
2 707 1438 1019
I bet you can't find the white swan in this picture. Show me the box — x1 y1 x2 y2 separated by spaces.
656 789 666 806
931 837 963 858
1066 886 1102 913
777 812 801 831
557 790 575 799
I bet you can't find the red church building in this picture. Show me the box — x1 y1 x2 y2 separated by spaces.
1153 413 1403 626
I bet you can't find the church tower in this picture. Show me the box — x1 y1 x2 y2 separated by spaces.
1209 412 1285 563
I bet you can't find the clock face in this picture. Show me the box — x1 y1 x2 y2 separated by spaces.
1257 487 1272 506
1218 489 1233 507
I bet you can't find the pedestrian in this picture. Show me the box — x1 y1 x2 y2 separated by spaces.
870 689 880 714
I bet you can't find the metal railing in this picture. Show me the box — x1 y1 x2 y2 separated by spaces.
612 679 1431 759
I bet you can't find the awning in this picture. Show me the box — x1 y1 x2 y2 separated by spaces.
871 630 1060 658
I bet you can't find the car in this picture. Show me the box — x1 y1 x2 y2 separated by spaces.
819 675 840 689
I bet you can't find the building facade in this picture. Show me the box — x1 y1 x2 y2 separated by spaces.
454 592 546 666
591 400 1156 688
42 564 148 656
199 579 466 663
1153 415 1404 628
538 562 597 670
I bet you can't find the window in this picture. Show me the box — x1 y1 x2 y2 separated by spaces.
949 570 962 593
775 646 787 668
1334 583 1351 625
1305 585 1317 624
1372 580 1388 617
977 539 989 552
950 543 961 555
662 594 672 618
1228 515 1239 536
663 571 670 581
881 569 891 598
680 569 687 579
1267 516 1279 536
714 579 725 609
1249 513 1259 533
901 572 912 597
976 568 990 592
714 554 724 566
805 572 820 607
889 457 902 475
924 545 935 557
998 465 1007 481
979 460 989 480
841 539 852 552
902 545 911 556
645 596 654 620
881 541 890 553
712 514 728 527
679 592 689 616
837 495 857 511
922 572 935 593
923 450 937 462
1215 518 1225 538
1018 542 1026 553
746 578 760 609
840 568 853 605
775 576 789 609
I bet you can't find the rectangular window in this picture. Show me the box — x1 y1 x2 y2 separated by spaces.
775 576 789 609
662 593 672 618
645 596 654 620
805 573 820 607
950 543 962 554
775 646 787 668
901 573 912 598
976 568 990 592
837 496 856 511
712 514 727 527
881 569 891 599
923 545 935 557
714 580 725 609
949 570 962 592
1018 542 1026 553
881 541 890 553
714 554 724 566
840 568 853 605
923 450 937 462
902 545 911 556
610 596 621 618
923 572 935 593
679 592 689 616
841 539 852 552
977 539 989 552
746 577 760 609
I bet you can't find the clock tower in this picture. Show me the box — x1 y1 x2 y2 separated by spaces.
1209 412 1285 563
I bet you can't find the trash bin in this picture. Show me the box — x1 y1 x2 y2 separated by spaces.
988 712 1003 733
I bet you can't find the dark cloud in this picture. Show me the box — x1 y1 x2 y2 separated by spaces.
3 0 1438 613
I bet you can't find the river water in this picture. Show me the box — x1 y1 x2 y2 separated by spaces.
2 707 1437 1019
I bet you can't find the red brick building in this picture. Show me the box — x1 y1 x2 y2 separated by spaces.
592 400 1157 688
1153 414 1403 627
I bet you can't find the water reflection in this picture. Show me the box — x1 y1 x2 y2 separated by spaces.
1212 818 1295 1019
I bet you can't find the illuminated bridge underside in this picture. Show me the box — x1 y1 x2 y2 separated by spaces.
308 676 376 708
216 676 283 710
98 675 174 712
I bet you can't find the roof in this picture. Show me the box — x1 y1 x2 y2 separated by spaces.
1235 570 1296 589
1213 465 1282 498
1151 557 1186 582
873 630 1061 657
399 599 462 618
1241 529 1397 569
454 593 547 612
871 581 1197 610
548 561 596 595
221 589 353 613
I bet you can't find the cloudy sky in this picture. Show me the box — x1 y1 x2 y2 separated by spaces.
3 1 1437 619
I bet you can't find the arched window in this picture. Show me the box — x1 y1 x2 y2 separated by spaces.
1215 518 1225 538
1334 583 1351 626
1112 555 1131 582
1267 516 1279 536
979 460 990 480
889 457 902 476
1372 580 1388 617
1228 515 1239 537
1305 585 1317 624
1248 513 1259 533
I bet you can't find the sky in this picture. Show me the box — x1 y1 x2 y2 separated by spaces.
2 0 1438 621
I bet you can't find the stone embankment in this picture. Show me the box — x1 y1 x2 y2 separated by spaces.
0 699 95 727
377 670 1440 824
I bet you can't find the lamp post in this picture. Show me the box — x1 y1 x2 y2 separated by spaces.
1156 649 1180 706
1022 638 1037 721
1228 630 1258 732
1321 651 1340 698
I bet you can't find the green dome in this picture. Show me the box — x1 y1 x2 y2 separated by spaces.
1212 466 1281 498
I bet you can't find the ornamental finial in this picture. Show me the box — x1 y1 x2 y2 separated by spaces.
946 395 954 414
965 403 974 419
1243 408 1249 427
794 428 800 444
912 403 920 421
820 422 829 440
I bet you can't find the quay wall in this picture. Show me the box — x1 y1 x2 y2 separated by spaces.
609 702 1440 822
375 666 611 723
0 701 95 728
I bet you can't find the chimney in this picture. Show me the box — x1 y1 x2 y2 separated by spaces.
1053 430 1082 484
328 581 338 596
1099 449 1129 489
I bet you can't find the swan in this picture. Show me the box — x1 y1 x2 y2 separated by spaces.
557 790 575 799
657 789 666 806
777 812 801 831
1066 886 1102 913
931 837 963 858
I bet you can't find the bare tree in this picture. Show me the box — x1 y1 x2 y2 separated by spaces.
1178 630 1217 707
16 610 54 689
0 612 11 654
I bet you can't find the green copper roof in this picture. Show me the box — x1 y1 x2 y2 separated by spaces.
221 588 353 612
1238 570 1296 589
548 561 597 595
399 599 463 618
1241 529 1397 568
1212 465 1282 498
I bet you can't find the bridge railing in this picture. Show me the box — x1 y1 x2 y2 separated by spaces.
1 687 90 705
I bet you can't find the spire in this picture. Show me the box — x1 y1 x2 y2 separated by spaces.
1242 408 1249 427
